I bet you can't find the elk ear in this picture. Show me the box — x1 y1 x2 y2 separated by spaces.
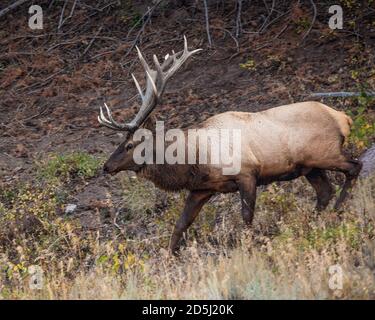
142 115 156 131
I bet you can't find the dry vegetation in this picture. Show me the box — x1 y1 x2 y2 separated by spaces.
1 144 375 299
0 168 375 299
0 0 375 299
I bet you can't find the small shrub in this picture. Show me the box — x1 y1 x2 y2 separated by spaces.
37 152 102 183
294 17 310 34
239 58 256 71
121 175 158 216
347 94 375 152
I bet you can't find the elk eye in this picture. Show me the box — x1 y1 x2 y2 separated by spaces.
126 143 134 151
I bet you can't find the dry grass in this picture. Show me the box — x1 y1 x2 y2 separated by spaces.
1 154 375 299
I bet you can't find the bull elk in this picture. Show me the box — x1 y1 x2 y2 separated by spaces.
98 37 362 254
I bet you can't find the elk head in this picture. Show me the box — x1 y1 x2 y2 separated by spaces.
98 37 201 175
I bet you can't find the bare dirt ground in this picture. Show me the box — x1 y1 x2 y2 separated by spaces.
0 0 374 231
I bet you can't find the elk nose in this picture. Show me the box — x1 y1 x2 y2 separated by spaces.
102 164 110 174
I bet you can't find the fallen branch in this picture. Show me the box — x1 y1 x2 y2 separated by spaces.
274 21 289 39
262 0 270 14
126 0 164 40
57 0 68 31
257 8 291 36
258 0 275 33
123 0 164 59
212 27 239 52
235 0 242 38
310 92 375 98
301 0 317 42
58 0 78 31
203 0 212 47
80 26 103 59
0 0 29 19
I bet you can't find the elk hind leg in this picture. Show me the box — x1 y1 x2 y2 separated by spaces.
305 168 334 211
333 158 362 210
307 143 363 210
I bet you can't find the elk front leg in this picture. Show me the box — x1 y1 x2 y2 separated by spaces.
169 190 213 254
237 175 257 226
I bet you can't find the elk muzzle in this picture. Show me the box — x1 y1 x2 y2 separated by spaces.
102 161 118 175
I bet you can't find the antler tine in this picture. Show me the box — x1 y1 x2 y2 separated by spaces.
183 35 188 54
98 36 202 132
131 73 144 102
171 50 176 63
162 36 202 82
98 103 129 131
145 70 158 96
153 54 163 78
103 103 120 126
98 107 117 130
136 46 152 75
183 35 202 56
98 104 115 127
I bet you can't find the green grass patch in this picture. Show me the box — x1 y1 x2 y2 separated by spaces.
37 152 102 183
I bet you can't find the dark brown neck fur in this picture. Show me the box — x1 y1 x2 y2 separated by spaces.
138 164 207 192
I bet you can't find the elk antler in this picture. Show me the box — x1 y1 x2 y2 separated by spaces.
98 36 202 132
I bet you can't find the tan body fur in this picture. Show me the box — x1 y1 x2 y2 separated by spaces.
201 101 352 177
138 102 353 192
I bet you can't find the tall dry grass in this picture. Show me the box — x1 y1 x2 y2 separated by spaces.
1 165 374 299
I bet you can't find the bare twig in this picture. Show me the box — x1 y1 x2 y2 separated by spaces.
203 0 212 47
310 92 375 98
0 0 29 19
47 40 80 52
258 9 291 35
258 0 275 33
123 0 164 59
68 0 78 19
0 51 35 59
97 1 118 12
17 70 64 94
301 0 317 42
89 50 115 61
262 0 270 14
224 28 239 52
126 0 164 40
48 0 56 10
126 8 150 39
113 210 125 235
58 0 78 30
64 0 77 22
235 0 243 38
80 26 103 59
212 27 239 52
57 0 68 31
274 21 289 39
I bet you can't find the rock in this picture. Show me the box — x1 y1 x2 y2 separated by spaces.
65 204 77 214
359 144 375 178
